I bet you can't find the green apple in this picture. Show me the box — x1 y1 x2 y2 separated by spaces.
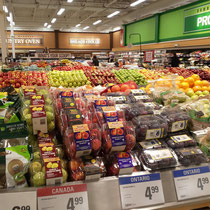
191 95 199 100
195 91 203 96
203 90 209 95
32 172 45 187
186 89 194 97
62 169 68 183
29 161 42 175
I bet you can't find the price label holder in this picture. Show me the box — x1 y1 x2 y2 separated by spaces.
37 184 89 210
119 172 165 209
0 191 37 210
173 166 210 201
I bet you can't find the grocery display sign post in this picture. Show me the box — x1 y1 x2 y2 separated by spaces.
184 4 210 33
173 166 210 201
37 184 89 210
119 173 165 209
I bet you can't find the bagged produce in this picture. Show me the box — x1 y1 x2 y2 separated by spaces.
94 106 125 127
0 145 32 189
106 152 134 176
29 157 67 187
64 123 101 158
102 121 136 154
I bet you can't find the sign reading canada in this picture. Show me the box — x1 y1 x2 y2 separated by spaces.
0 34 44 46
184 4 210 33
70 38 100 45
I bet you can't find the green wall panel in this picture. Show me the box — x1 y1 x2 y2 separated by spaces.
125 16 156 46
159 0 210 42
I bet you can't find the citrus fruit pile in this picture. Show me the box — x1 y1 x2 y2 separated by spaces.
176 74 210 99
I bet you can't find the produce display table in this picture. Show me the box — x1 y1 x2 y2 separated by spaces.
0 164 209 210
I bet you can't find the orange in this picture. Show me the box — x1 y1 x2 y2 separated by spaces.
186 88 193 92
179 88 186 93
186 77 194 86
194 80 202 87
175 81 181 87
111 85 120 92
207 86 210 92
201 80 209 87
177 76 185 82
193 86 202 92
191 74 200 81
180 82 189 89
201 86 208 91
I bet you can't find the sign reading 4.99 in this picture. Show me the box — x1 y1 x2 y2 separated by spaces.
173 166 210 200
37 184 89 210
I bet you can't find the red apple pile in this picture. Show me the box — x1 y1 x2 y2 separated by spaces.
0 70 49 88
83 69 120 86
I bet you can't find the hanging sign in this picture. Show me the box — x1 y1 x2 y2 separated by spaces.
70 38 100 45
184 4 210 33
144 51 154 62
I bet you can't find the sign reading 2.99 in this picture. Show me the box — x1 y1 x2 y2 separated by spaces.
184 4 210 33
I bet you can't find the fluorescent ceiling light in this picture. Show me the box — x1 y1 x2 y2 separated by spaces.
93 20 102 25
107 11 120 18
3 6 8 13
6 16 11 22
67 0 73 2
113 27 121 31
57 8 65 15
83 26 89 30
75 24 81 27
47 25 52 28
51 18 56 23
44 23 48 27
130 0 146 7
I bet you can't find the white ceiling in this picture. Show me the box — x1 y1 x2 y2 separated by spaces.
5 0 200 32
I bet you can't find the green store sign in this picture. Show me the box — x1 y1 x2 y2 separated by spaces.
184 3 210 33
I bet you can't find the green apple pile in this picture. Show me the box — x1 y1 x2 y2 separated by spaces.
186 89 210 100
113 69 147 86
48 70 91 88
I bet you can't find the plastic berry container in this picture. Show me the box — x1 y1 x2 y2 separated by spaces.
140 148 177 171
166 134 197 149
160 108 190 133
124 103 153 121
132 115 168 142
174 147 207 166
129 94 153 103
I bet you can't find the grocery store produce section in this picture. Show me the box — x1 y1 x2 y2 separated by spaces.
0 60 210 210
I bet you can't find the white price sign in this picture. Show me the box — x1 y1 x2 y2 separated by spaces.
173 166 210 201
119 173 165 209
37 184 89 210
0 191 37 210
